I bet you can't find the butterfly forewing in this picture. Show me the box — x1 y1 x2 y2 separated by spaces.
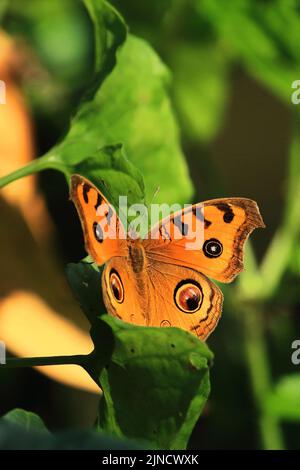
144 198 265 283
70 175 127 265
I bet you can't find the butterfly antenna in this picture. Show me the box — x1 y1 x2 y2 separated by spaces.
145 187 160 229
150 186 160 205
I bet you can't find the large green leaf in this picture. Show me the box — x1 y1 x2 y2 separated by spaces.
0 0 193 209
72 144 146 211
86 315 212 450
53 33 193 205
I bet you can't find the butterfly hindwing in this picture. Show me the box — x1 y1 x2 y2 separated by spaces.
102 255 148 326
148 261 223 340
102 255 222 340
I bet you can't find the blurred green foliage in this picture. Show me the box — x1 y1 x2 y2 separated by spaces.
264 374 300 422
0 409 141 449
1 0 300 451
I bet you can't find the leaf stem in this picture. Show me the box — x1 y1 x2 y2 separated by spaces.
1 354 88 369
0 154 64 189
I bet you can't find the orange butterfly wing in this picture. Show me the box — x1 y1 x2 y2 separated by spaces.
147 261 223 340
145 198 265 283
70 175 127 265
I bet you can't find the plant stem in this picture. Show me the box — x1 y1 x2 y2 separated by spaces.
258 126 300 300
1 354 88 368
0 154 65 189
241 303 284 449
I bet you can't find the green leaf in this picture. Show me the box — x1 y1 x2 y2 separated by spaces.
0 410 141 449
66 257 104 325
88 315 212 450
83 0 127 88
49 33 193 206
1 409 49 433
0 2 193 210
72 144 146 211
264 374 300 422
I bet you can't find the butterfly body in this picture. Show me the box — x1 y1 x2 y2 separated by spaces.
71 175 265 341
127 238 147 274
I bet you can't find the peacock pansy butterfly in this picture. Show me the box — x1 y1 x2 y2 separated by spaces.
70 174 265 340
